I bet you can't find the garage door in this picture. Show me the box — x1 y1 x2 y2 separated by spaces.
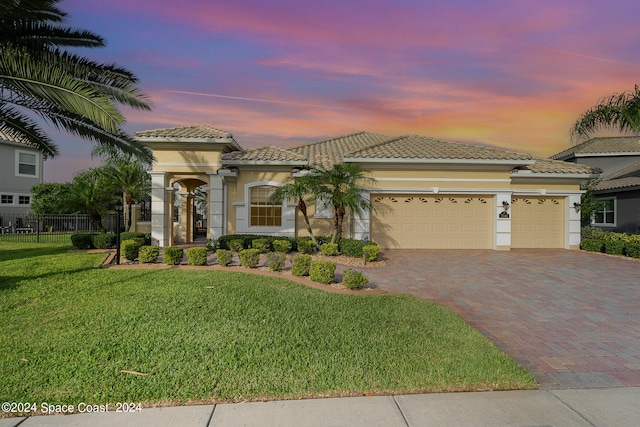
511 197 564 248
371 194 493 249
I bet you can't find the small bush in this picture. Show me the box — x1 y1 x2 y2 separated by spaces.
339 239 367 257
121 239 143 261
580 238 604 253
186 247 208 266
625 236 640 258
581 226 606 240
239 248 261 268
273 239 292 253
120 232 150 245
138 245 159 263
90 233 116 249
71 233 95 249
229 239 245 252
309 260 336 284
216 249 232 266
320 243 339 256
163 247 184 265
252 238 271 253
297 239 315 254
343 269 369 290
291 254 312 276
362 244 381 262
603 234 626 255
206 238 219 251
267 252 286 272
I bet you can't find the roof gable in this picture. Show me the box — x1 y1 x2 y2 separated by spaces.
550 136 640 160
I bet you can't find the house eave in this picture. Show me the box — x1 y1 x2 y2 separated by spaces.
511 172 601 180
222 160 309 166
343 157 534 166
573 151 640 158
139 137 242 151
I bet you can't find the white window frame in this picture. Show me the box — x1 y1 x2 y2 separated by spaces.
1 194 14 205
314 195 334 219
592 197 616 227
18 195 31 205
15 149 39 178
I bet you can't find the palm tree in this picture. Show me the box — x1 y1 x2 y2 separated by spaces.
271 173 320 247
68 168 119 232
571 85 640 142
311 163 376 244
0 0 152 161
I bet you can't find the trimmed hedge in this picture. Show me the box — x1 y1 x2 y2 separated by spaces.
309 260 336 284
297 239 315 254
272 239 292 253
580 238 603 253
579 229 640 258
186 247 208 266
120 232 151 246
138 246 159 263
343 269 369 290
216 249 232 266
252 238 271 253
291 254 312 276
229 239 245 252
121 239 143 261
90 233 116 249
320 243 339 256
338 239 367 257
239 249 261 268
71 233 95 249
362 244 381 262
267 252 286 272
163 247 184 265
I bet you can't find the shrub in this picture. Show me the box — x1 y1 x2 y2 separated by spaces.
163 247 184 265
581 226 606 240
120 232 150 245
216 249 232 266
291 254 312 276
343 269 369 290
603 233 626 255
90 233 116 249
297 239 315 254
121 239 143 261
252 238 271 253
339 238 367 257
206 238 219 251
362 244 381 262
625 236 640 258
229 239 245 252
580 238 604 253
267 252 286 272
309 260 336 284
239 249 261 268
320 243 339 256
71 233 95 249
186 247 208 266
138 245 159 263
273 239 292 253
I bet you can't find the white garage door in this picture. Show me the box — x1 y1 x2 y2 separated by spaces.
371 194 493 249
511 197 564 248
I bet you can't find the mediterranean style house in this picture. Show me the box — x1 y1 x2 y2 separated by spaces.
136 125 600 250
0 132 43 219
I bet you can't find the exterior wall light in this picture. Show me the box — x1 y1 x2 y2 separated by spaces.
573 202 581 212
502 200 510 211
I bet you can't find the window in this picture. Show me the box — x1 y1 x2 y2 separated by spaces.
1 195 13 204
314 195 334 219
250 186 282 227
18 195 30 205
16 150 38 177
593 198 615 225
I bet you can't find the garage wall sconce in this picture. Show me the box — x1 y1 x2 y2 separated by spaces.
502 201 510 211
573 202 581 212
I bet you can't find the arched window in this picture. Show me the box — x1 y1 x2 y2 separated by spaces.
250 185 282 226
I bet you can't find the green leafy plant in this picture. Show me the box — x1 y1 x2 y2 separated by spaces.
186 247 208 266
291 254 312 276
580 238 604 253
320 243 339 256
163 247 184 265
121 239 143 261
120 232 150 245
70 233 95 249
206 238 219 251
216 249 232 266
309 260 336 284
362 244 381 262
297 239 315 254
229 239 245 252
239 249 261 268
252 238 271 253
90 233 116 249
339 238 367 257
138 246 159 263
603 233 626 255
267 252 286 272
272 239 292 253
342 269 369 290
625 236 640 258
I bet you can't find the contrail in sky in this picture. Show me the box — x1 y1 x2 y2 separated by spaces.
165 90 349 111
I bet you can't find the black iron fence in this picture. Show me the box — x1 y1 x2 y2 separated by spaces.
0 213 120 244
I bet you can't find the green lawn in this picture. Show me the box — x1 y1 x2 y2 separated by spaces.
0 242 535 408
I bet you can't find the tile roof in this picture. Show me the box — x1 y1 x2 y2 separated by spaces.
135 125 234 140
223 146 307 163
345 135 532 161
550 136 640 160
517 159 601 175
593 162 640 191
0 130 37 148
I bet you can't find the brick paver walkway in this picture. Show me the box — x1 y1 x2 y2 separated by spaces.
364 249 640 389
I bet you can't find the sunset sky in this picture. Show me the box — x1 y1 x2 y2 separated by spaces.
44 0 640 182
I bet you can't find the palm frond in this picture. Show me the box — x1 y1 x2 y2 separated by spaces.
0 103 58 157
2 22 105 48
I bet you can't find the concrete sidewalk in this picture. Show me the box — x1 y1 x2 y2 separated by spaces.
2 387 639 427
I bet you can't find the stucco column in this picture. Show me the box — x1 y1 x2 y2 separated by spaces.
150 172 172 247
495 192 512 250
178 191 193 243
207 173 225 240
567 193 582 249
353 191 371 242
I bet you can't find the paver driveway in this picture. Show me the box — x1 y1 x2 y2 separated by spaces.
364 249 640 389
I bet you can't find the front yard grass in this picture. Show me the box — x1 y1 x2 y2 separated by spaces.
0 242 535 409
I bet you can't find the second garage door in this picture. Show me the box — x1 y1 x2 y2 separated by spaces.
511 196 564 248
371 194 493 249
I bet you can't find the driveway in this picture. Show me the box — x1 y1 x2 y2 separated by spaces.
364 249 640 389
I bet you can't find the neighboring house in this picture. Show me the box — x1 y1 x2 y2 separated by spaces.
0 132 44 228
137 125 599 250
551 136 640 234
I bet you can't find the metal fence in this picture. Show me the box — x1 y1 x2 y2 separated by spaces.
0 213 120 244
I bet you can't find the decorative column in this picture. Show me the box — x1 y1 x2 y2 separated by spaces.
178 191 193 243
150 172 172 247
495 192 512 251
352 191 371 241
207 173 225 240
567 193 582 250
